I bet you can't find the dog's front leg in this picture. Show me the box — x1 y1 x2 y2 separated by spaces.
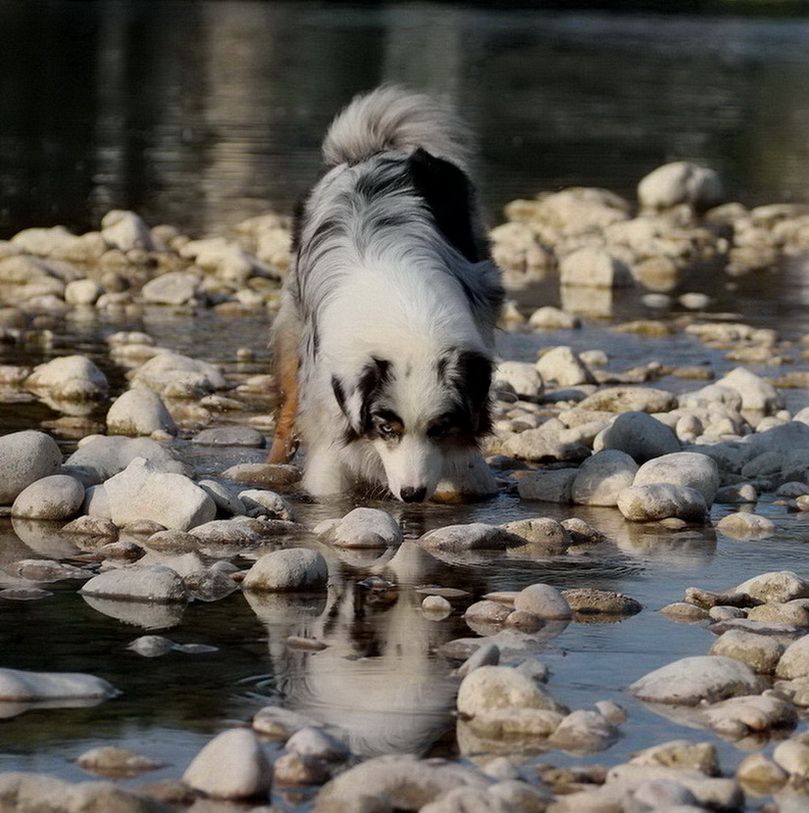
302 444 348 499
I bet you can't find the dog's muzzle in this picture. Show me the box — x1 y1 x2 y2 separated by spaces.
399 486 428 503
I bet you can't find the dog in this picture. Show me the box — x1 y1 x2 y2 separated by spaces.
267 86 503 502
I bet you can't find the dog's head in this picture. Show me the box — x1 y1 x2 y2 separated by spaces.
332 348 492 502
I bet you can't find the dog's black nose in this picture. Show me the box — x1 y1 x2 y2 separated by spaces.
400 486 427 503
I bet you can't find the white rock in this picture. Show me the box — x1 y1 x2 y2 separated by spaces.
594 411 681 462
702 693 797 738
141 271 199 306
773 739 809 778
716 512 776 539
617 483 707 522
0 430 62 504
183 728 271 799
11 475 84 520
528 306 580 330
548 709 619 753
130 351 226 398
100 210 158 252
0 667 116 701
242 548 328 592
733 571 809 604
629 655 763 705
104 458 215 531
64 279 102 306
633 452 720 504
579 387 677 414
514 583 572 619
80 565 187 603
775 636 809 679
710 629 785 673
572 450 638 506
315 507 402 548
419 523 520 552
494 361 543 399
559 247 633 288
638 162 724 210
83 484 112 519
457 666 561 718
715 367 784 414
457 644 500 678
24 355 108 400
198 479 245 516
286 726 349 761
420 788 514 813
536 346 593 386
238 489 294 521
180 237 274 284
106 388 177 437
192 426 266 447
312 754 490 813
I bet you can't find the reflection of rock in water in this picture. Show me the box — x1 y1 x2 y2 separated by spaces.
81 595 186 631
246 573 458 757
11 517 81 559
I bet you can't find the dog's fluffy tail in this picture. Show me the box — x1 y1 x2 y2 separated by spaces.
322 85 470 170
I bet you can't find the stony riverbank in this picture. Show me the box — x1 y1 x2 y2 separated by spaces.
2 162 809 811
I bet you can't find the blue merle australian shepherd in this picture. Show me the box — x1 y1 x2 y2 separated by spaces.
267 86 504 503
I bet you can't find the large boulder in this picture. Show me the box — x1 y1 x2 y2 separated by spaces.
638 162 724 211
633 452 720 504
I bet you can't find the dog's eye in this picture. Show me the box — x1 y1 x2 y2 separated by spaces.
378 422 396 437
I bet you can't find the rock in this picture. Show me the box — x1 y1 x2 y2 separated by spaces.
141 271 199 306
107 389 177 437
457 665 563 722
0 667 116 701
77 746 162 777
548 710 619 753
457 644 500 678
11 474 84 520
748 602 809 626
81 565 187 603
595 411 681 462
734 571 809 604
242 548 328 592
83 484 111 519
494 361 543 399
776 635 809 679
65 279 102 306
715 483 757 504
502 517 570 553
536 346 593 387
238 489 294 521
715 367 783 414
559 247 633 288
221 462 301 488
180 236 273 284
630 740 719 775
736 753 788 792
192 426 266 447
24 355 108 400
702 693 797 738
0 430 62 504
253 706 319 740
197 480 245 516
422 595 452 616
67 436 185 480
633 452 720 505
312 754 490 813
578 387 677 414
629 655 764 705
130 351 226 398
563 588 642 617
465 600 511 627
286 727 349 762
710 629 786 673
61 515 118 542
661 602 709 622
315 507 403 548
528 306 580 330
419 788 514 813
419 523 521 552
101 210 159 252
0 772 170 813
517 468 577 503
104 458 215 531
638 162 724 211
273 752 330 787
183 728 271 799
128 636 175 657
500 423 588 463
514 584 572 619
617 483 707 522
716 512 776 538
572 450 638 506
773 739 809 778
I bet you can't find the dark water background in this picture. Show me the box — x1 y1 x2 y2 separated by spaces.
3 1 809 238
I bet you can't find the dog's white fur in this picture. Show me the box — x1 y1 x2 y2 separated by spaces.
272 86 503 501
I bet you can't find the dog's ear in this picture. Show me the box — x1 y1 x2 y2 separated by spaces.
333 357 392 438
453 349 494 435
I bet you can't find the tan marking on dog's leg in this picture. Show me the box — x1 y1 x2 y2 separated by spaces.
267 340 300 464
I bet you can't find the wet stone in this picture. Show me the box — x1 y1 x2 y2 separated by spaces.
242 548 328 592
710 629 786 673
315 507 403 548
716 511 776 538
11 474 84 521
76 746 163 778
562 588 642 617
0 430 62 504
192 426 266 447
